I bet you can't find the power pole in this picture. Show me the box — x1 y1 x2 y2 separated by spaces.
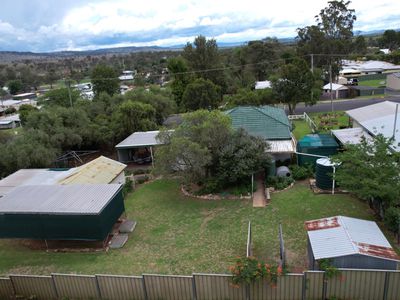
66 79 73 108
329 64 333 113
311 54 314 104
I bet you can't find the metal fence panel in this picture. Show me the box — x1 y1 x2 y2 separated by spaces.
144 274 193 300
10 275 57 299
96 274 146 300
52 273 100 299
193 273 246 300
326 269 386 300
0 277 14 299
250 274 303 300
304 271 324 300
386 271 400 300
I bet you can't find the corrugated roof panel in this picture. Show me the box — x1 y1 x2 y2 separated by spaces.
266 139 296 153
0 184 122 215
115 130 173 148
331 127 373 145
58 156 126 185
306 216 400 261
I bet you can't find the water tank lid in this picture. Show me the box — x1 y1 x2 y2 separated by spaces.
316 158 334 167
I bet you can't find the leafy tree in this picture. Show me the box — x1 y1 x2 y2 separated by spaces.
182 35 226 91
353 35 367 54
114 100 157 139
216 128 270 184
246 39 281 81
225 88 275 107
272 58 321 114
91 64 119 96
45 68 58 89
168 57 192 108
41 88 80 107
332 135 400 209
7 79 23 95
297 0 356 78
18 104 38 124
181 78 220 111
379 30 400 51
125 87 177 124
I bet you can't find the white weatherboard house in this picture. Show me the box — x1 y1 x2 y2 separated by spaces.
322 83 349 99
306 216 399 270
332 101 400 151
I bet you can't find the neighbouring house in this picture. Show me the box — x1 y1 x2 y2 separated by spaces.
340 60 400 76
386 73 400 91
12 92 37 101
331 127 373 146
73 83 94 100
322 83 349 99
254 80 272 90
119 70 136 81
0 118 21 130
0 184 124 241
306 216 399 270
0 156 126 197
1 99 36 111
115 130 172 164
225 106 296 162
332 101 400 152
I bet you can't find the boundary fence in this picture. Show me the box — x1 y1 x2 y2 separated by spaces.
288 112 317 133
1 269 400 299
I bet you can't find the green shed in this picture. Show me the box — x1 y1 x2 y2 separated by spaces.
297 134 339 167
0 184 124 241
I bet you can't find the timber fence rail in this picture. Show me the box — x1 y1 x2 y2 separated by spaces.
288 112 317 133
1 269 400 299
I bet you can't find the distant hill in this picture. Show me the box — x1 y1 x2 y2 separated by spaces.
0 28 398 63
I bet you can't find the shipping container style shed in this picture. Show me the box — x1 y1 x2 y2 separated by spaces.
0 184 124 241
306 216 400 270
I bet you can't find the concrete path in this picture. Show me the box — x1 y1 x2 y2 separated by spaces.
253 172 267 207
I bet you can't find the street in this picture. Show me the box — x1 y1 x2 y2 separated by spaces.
291 95 400 114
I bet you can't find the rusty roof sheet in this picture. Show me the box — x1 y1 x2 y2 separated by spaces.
306 216 400 261
58 156 126 185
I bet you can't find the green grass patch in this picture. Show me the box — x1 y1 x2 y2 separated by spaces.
358 79 386 88
0 179 396 276
292 120 312 140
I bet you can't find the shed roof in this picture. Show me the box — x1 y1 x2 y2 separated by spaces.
298 134 339 148
306 216 399 262
266 139 296 153
115 130 171 149
225 106 291 140
255 80 271 89
331 127 373 145
58 156 126 184
0 184 122 215
323 83 348 91
346 101 400 151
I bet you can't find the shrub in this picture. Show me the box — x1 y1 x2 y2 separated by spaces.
266 176 294 190
5 107 16 114
290 164 313 180
132 168 151 175
229 256 284 287
318 259 341 279
384 206 400 232
122 178 133 197
196 178 221 195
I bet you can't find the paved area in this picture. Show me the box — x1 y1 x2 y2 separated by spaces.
253 172 267 207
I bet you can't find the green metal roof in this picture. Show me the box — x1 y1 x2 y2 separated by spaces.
225 106 292 140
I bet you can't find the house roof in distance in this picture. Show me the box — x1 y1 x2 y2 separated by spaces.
58 156 126 185
225 106 291 140
0 184 122 215
305 216 400 262
323 83 348 91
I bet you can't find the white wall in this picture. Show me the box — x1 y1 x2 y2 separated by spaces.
111 171 126 184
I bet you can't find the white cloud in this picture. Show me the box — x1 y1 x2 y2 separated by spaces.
0 0 399 51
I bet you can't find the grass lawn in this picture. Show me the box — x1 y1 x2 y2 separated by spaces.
0 179 396 276
358 79 386 88
292 120 312 140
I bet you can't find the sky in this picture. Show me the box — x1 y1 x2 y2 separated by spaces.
0 0 399 52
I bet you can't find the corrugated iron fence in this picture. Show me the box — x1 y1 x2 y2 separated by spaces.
0 269 400 299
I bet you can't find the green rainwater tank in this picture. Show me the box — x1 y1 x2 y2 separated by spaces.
315 158 336 190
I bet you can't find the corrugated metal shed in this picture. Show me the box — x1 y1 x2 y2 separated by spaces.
116 130 172 149
331 127 373 145
306 216 399 262
346 101 400 152
225 106 292 140
58 156 126 185
0 184 122 215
